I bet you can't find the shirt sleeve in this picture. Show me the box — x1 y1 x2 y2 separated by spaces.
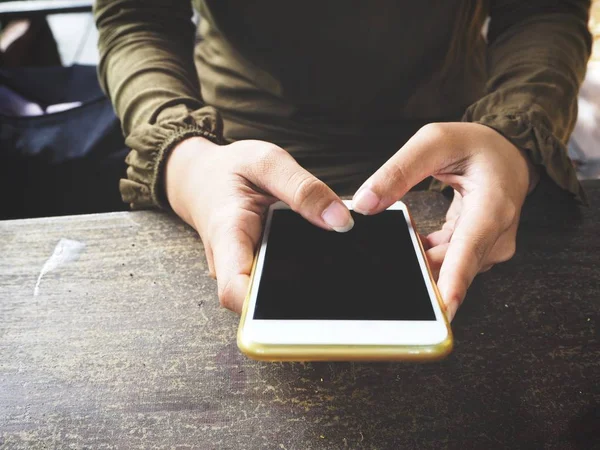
462 0 593 203
94 0 224 209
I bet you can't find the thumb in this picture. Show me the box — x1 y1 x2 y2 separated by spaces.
241 145 354 233
352 123 465 215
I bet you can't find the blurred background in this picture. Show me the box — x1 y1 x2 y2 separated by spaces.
571 0 600 180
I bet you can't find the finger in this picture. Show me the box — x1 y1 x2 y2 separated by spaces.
425 215 457 247
425 243 449 281
212 227 254 313
446 190 462 223
468 219 518 279
426 226 454 248
240 144 353 233
480 264 494 273
425 192 461 248
352 123 467 215
487 221 518 265
206 244 216 279
427 228 511 295
196 229 216 278
211 209 263 313
196 230 217 278
437 196 511 321
419 233 432 251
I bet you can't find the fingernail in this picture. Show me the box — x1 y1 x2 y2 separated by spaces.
322 201 354 232
352 188 380 215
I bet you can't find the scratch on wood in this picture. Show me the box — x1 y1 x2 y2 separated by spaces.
34 239 85 296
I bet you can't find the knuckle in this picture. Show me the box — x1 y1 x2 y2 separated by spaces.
493 241 516 264
480 264 494 273
442 220 456 233
438 269 469 303
442 284 466 313
457 273 471 298
292 175 328 210
504 241 516 260
240 142 284 175
446 295 462 314
218 278 236 311
256 143 284 161
473 240 488 264
418 122 448 143
384 159 409 193
458 233 488 266
446 209 457 224
487 191 518 229
502 201 518 227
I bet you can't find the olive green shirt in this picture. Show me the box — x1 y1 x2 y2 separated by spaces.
94 0 592 209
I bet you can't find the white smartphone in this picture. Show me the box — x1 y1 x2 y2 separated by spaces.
237 200 453 361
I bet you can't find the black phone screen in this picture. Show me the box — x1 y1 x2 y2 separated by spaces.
253 209 436 321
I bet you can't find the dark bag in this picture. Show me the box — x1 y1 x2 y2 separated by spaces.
0 65 128 219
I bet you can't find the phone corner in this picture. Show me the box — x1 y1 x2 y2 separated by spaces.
396 199 408 209
236 334 272 362
236 327 255 360
436 329 454 359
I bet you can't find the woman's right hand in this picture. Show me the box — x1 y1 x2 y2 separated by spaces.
165 136 354 313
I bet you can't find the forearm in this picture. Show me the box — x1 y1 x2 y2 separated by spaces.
464 1 592 202
94 0 223 209
95 0 203 133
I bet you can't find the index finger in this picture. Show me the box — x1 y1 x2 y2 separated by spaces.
436 196 506 321
212 222 256 313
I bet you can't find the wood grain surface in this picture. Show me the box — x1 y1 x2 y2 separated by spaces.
1 181 599 449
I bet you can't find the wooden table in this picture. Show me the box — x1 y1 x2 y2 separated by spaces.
1 180 599 449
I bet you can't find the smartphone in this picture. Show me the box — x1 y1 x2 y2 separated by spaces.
237 200 453 361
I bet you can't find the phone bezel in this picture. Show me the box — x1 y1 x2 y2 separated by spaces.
240 200 449 347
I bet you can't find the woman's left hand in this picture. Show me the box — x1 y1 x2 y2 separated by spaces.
352 122 538 321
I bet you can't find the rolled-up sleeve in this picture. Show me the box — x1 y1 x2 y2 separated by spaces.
94 0 224 209
463 0 592 203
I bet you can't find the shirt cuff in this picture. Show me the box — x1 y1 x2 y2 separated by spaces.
462 110 587 205
120 104 224 210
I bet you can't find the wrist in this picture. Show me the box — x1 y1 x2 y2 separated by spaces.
165 136 219 224
519 149 540 194
480 123 540 196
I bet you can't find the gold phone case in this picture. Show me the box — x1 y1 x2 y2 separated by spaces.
237 205 453 362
